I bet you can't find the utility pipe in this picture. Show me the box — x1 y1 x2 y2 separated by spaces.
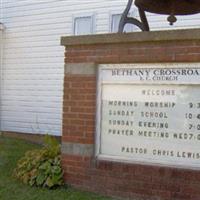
0 19 5 132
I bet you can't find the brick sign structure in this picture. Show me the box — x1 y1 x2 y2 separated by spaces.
61 29 200 200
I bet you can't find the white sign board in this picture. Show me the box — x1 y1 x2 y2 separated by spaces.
96 63 200 169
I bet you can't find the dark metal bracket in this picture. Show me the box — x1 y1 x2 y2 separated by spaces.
118 0 150 32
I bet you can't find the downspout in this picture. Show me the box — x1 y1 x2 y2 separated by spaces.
0 20 5 132
0 0 4 132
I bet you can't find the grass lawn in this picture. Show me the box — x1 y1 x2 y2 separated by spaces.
0 136 113 200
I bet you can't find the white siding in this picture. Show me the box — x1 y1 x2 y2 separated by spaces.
0 0 200 136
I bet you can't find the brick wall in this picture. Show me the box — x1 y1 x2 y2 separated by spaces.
61 29 200 200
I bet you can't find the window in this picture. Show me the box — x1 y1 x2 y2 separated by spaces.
110 13 136 33
73 15 94 35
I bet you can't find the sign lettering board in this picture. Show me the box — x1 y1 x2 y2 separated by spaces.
96 63 200 169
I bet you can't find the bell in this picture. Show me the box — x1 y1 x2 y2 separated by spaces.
118 0 200 32
135 0 200 15
135 0 200 25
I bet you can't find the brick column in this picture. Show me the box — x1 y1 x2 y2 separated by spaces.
62 63 96 188
61 29 200 200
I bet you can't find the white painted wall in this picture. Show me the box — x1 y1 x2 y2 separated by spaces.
0 0 200 136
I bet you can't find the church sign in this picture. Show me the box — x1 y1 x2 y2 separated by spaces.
96 63 200 169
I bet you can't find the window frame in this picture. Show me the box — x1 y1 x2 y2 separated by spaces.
72 13 95 36
109 9 137 33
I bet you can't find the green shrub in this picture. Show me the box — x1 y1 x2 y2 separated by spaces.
13 135 64 188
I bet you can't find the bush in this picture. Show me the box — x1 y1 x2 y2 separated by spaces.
13 135 64 188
